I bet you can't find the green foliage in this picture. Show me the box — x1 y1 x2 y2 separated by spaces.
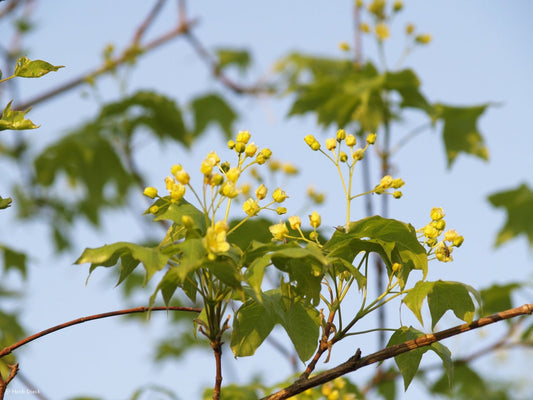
403 280 478 329
388 326 452 390
0 196 12 209
488 183 533 247
0 101 39 131
480 283 521 317
215 48 252 74
13 56 64 78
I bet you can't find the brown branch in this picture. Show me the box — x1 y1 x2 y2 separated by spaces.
211 340 223 400
262 303 533 400
0 306 200 359
132 0 167 44
14 15 198 111
0 363 19 400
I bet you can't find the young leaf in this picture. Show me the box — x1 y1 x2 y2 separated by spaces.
488 183 533 248
215 48 252 74
433 103 490 167
13 56 63 78
1 245 27 278
75 242 169 285
280 299 321 362
0 101 39 131
480 283 521 317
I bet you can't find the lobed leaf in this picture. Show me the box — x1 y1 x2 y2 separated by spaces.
487 183 533 248
0 101 39 131
75 242 168 285
0 196 12 209
190 93 237 139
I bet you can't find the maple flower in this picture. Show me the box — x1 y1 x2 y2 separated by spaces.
304 135 321 151
338 41 350 51
255 184 268 200
345 134 357 147
226 167 241 183
288 215 301 230
221 181 239 198
360 22 371 33
175 170 190 185
430 207 445 221
353 148 365 161
406 23 415 35
236 130 251 144
375 23 390 41
256 148 273 164
326 138 337 151
415 34 432 44
170 183 186 202
149 205 159 214
205 221 230 257
269 222 289 241
336 129 346 141
309 211 322 229
273 188 289 203
245 142 258 158
379 175 393 189
243 198 260 216
435 243 453 262
143 186 158 199
276 207 287 215
366 132 377 144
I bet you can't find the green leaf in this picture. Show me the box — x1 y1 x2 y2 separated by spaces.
190 93 237 139
376 367 397 400
151 197 207 234
433 103 490 167
488 183 533 247
404 280 476 329
480 283 521 316
0 245 27 278
325 216 427 289
231 295 277 357
0 196 12 209
0 101 39 131
388 326 452 390
215 48 251 74
384 69 433 113
98 90 191 146
13 56 64 78
75 242 168 285
280 299 321 362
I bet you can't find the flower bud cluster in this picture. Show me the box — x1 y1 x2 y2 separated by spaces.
374 175 404 198
419 207 464 263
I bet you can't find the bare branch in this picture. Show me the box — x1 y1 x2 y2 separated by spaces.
263 303 533 400
0 306 200 359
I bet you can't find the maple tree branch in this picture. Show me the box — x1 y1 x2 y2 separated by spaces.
263 303 533 400
0 306 200 359
14 9 197 111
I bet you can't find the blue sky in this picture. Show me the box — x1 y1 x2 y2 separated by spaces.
1 1 533 399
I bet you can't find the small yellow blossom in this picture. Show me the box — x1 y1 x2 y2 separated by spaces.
326 138 337 151
304 135 321 151
243 198 261 216
339 151 348 162
205 221 230 257
392 178 405 188
309 211 321 229
333 377 346 390
392 262 402 273
379 175 393 189
393 191 402 199
227 139 236 149
375 23 390 41
245 142 258 157
236 130 251 144
423 224 439 239
273 188 289 203
353 148 365 160
234 142 246 153
276 206 287 215
181 215 194 229
170 183 186 202
240 182 251 195
170 164 183 175
345 134 357 147
435 243 453 262
212 173 224 186
406 23 415 35
366 132 377 144
149 205 159 214
338 41 350 52
256 148 273 164
432 219 446 231
322 382 333 396
226 167 241 183
430 207 445 221
415 34 432 44
336 129 346 141
289 215 301 230
282 162 299 175
393 0 403 12
255 184 268 200
143 186 158 199
269 160 281 171
221 181 239 198
360 22 371 33
175 170 190 185
269 222 289 241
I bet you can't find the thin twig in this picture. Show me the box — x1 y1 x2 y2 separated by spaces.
262 303 533 400
132 0 167 44
0 306 201 359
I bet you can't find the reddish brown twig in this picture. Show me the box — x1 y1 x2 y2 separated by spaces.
262 303 533 400
0 305 200 359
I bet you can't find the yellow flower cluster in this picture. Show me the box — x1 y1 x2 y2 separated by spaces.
374 174 404 198
419 207 464 263
305 130 377 165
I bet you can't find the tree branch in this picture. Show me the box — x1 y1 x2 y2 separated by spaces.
0 306 200 359
262 303 533 400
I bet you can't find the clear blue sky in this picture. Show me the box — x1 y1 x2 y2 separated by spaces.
1 1 532 399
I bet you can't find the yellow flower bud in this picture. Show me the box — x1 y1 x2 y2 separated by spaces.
212 173 224 186
338 41 350 52
345 134 357 147
170 184 186 202
245 142 258 157
227 139 236 149
309 231 319 240
234 142 246 153
304 135 321 151
236 130 251 144
435 243 453 262
379 175 393 189
375 23 390 41
393 0 403 12
309 211 321 229
339 151 348 163
360 22 371 33
221 181 239 198
432 219 446 231
255 184 268 200
430 207 445 221
276 206 287 215
149 205 159 214
226 167 241 182
453 235 464 247
393 190 402 199
326 138 337 151
392 178 405 188
182 215 194 229
143 186 158 199
415 34 432 44
269 222 289 241
175 170 190 185
289 215 301 230
240 182 251 195
282 163 299 175
243 198 260 216
366 133 377 144
406 23 415 35
353 148 365 160
205 221 230 256
392 262 402 273
269 160 281 171
423 224 439 239
336 129 346 141
273 187 289 203
170 164 183 175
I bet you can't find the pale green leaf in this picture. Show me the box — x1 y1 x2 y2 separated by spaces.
13 56 64 78
0 101 39 131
